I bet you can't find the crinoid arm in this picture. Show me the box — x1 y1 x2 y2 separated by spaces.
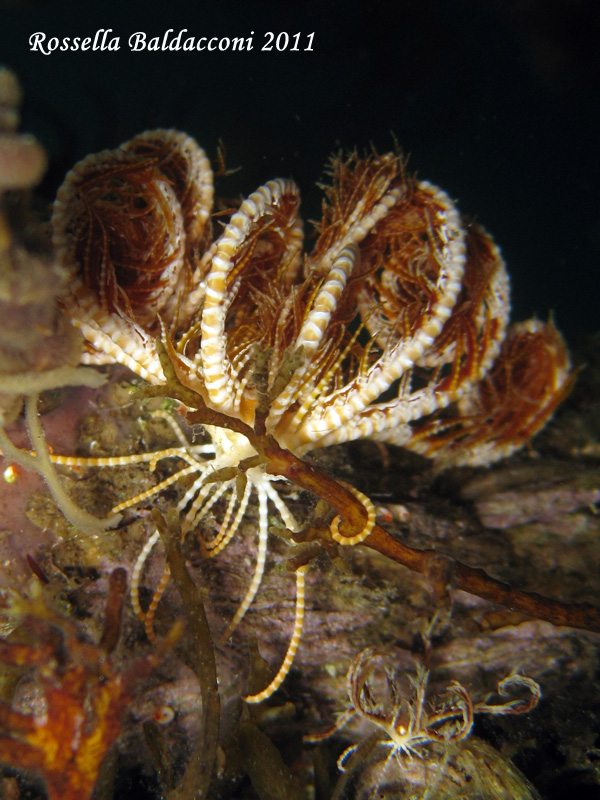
218 480 270 645
270 177 471 453
473 672 542 717
52 130 214 384
207 463 301 654
243 564 308 704
404 317 574 467
198 177 302 421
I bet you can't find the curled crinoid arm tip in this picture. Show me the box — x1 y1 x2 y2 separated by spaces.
475 672 542 717
337 743 359 772
329 485 376 546
426 680 474 744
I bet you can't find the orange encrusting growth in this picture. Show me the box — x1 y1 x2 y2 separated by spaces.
0 573 177 800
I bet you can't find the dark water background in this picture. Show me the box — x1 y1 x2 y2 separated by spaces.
1 0 598 341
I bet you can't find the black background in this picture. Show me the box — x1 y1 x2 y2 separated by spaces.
1 0 598 341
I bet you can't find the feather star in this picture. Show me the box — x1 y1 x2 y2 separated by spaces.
42 129 574 702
